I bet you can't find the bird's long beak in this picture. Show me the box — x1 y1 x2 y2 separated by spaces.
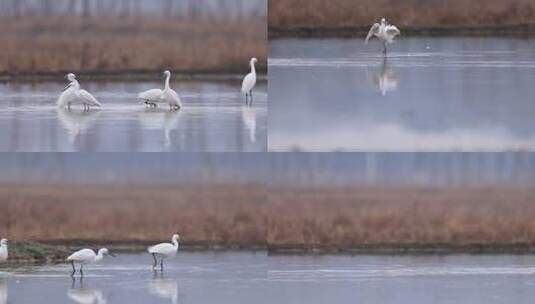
62 83 72 91
109 253 116 257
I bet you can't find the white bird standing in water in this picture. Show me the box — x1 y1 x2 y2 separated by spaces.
66 248 115 277
365 18 400 55
138 70 182 111
57 73 102 110
0 239 7 263
148 234 179 271
241 57 257 105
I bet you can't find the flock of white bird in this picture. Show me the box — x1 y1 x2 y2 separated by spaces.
0 18 399 278
0 234 180 276
57 57 258 111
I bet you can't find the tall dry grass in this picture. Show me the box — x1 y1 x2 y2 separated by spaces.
269 0 535 30
0 16 266 74
267 186 535 247
0 184 266 245
4 183 535 249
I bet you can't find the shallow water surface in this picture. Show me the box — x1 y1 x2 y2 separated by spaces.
267 254 535 304
0 252 267 304
269 37 535 151
0 80 267 151
1 253 535 303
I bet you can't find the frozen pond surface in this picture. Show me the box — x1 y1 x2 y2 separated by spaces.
0 80 267 151
269 37 535 151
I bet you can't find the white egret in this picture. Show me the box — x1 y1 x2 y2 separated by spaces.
241 57 258 105
66 248 115 277
0 239 7 263
57 73 102 110
365 18 400 54
138 71 182 110
148 234 179 271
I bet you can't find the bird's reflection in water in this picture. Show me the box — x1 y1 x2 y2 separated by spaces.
138 108 181 149
241 105 257 143
56 108 101 144
67 278 107 304
369 57 399 96
147 272 178 304
0 278 7 304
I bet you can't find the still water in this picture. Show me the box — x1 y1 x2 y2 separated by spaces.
0 80 267 151
269 37 535 151
1 253 535 303
268 254 535 304
0 252 267 304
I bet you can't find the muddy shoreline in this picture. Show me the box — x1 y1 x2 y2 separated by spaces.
268 24 535 39
7 241 535 264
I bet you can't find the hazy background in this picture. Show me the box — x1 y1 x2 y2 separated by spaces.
1 152 535 187
0 0 266 74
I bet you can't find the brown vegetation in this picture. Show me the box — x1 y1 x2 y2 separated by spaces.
0 16 266 74
269 0 535 34
4 183 535 253
0 183 266 246
267 186 535 249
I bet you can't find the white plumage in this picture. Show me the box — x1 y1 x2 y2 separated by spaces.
67 248 114 276
0 239 7 263
148 234 180 271
138 71 182 110
241 57 258 105
365 18 400 54
57 73 102 110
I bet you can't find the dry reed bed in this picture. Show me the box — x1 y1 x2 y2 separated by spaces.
0 184 266 245
267 186 535 247
269 0 535 32
4 183 535 251
0 16 266 74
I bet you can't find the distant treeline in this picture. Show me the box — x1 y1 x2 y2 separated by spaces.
2 153 535 188
0 0 266 20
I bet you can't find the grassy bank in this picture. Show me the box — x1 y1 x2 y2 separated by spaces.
0 183 266 247
267 186 535 254
0 16 266 75
269 0 535 37
5 183 535 259
5 241 69 263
